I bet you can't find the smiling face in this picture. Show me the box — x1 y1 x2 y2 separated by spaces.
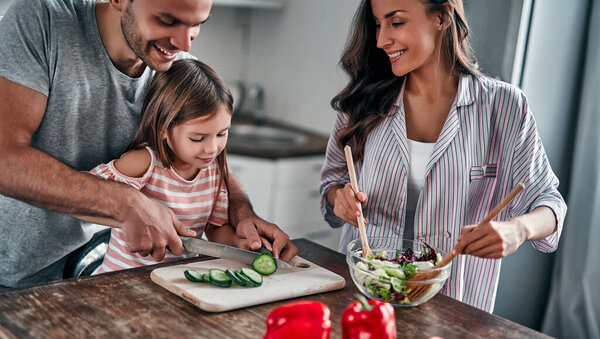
120 0 212 71
164 106 231 179
371 0 443 77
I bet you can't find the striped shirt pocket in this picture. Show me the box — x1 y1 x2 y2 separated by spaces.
469 164 497 181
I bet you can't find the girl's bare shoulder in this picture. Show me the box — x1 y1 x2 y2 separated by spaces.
113 148 152 178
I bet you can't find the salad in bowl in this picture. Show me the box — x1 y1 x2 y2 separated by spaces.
346 237 451 307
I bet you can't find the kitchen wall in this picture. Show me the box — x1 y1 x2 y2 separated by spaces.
193 1 359 136
0 0 11 16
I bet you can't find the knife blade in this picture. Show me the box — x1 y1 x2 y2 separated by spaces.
179 236 291 269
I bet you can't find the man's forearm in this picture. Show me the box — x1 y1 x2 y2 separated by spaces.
0 145 134 221
227 172 256 227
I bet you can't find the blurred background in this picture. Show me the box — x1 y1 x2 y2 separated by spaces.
1 0 598 336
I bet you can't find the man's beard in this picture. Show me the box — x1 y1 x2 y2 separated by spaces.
120 4 154 70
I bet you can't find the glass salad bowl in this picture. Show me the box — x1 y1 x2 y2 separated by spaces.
346 237 451 307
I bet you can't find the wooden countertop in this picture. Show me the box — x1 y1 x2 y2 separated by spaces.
0 239 550 338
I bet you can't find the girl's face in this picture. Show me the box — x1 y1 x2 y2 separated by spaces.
165 107 231 179
371 0 444 77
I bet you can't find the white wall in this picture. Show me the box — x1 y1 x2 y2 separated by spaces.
191 7 248 88
245 0 359 135
192 1 359 136
0 0 13 16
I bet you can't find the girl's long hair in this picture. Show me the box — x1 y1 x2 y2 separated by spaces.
331 0 480 162
130 59 233 196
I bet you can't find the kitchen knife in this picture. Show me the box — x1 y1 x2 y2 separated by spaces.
180 236 291 269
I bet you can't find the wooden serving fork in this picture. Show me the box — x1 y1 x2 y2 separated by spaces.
344 145 373 258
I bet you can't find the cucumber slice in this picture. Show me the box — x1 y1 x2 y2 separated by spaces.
202 273 210 283
240 267 263 286
225 269 248 287
252 254 277 275
256 246 273 257
184 269 204 283
208 269 232 288
234 270 256 287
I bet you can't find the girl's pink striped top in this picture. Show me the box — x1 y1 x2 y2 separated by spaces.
320 74 567 312
91 146 229 273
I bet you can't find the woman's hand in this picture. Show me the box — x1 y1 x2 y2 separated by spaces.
327 183 368 227
454 219 528 259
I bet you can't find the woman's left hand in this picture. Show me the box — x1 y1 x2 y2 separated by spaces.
454 219 528 259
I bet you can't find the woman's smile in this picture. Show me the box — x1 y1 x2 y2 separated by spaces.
387 49 407 62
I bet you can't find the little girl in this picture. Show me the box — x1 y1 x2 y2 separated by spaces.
89 59 237 273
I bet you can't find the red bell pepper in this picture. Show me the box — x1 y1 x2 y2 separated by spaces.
264 301 331 339
342 295 396 339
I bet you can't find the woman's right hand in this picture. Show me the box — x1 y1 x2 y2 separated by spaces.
327 183 368 227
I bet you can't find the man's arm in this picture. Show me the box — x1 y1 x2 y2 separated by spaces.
227 171 298 261
0 77 195 261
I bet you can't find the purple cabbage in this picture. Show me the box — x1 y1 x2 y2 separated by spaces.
380 242 438 266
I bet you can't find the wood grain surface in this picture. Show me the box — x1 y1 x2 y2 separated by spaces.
0 239 550 339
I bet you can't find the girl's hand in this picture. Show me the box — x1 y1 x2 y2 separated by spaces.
328 183 368 228
454 219 528 259
235 217 299 262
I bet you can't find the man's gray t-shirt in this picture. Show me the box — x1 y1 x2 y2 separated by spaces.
0 0 161 286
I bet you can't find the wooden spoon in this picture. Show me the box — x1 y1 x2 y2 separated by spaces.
406 183 525 300
344 145 373 258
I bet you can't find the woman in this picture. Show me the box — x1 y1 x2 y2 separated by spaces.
320 0 566 312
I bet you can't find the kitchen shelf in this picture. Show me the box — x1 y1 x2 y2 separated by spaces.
212 0 284 9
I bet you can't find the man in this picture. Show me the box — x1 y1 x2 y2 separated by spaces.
0 0 297 288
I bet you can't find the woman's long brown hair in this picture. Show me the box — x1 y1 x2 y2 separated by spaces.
129 59 233 198
331 0 480 162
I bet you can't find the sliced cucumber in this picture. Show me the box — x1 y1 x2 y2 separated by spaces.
225 269 247 287
240 267 263 286
184 269 205 283
252 254 277 275
233 270 255 287
202 273 210 283
209 269 232 288
256 246 273 257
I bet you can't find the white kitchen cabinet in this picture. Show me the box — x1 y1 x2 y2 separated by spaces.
227 154 341 251
227 155 275 219
212 0 283 9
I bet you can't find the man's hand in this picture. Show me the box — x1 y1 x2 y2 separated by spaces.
235 216 298 262
118 193 197 261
